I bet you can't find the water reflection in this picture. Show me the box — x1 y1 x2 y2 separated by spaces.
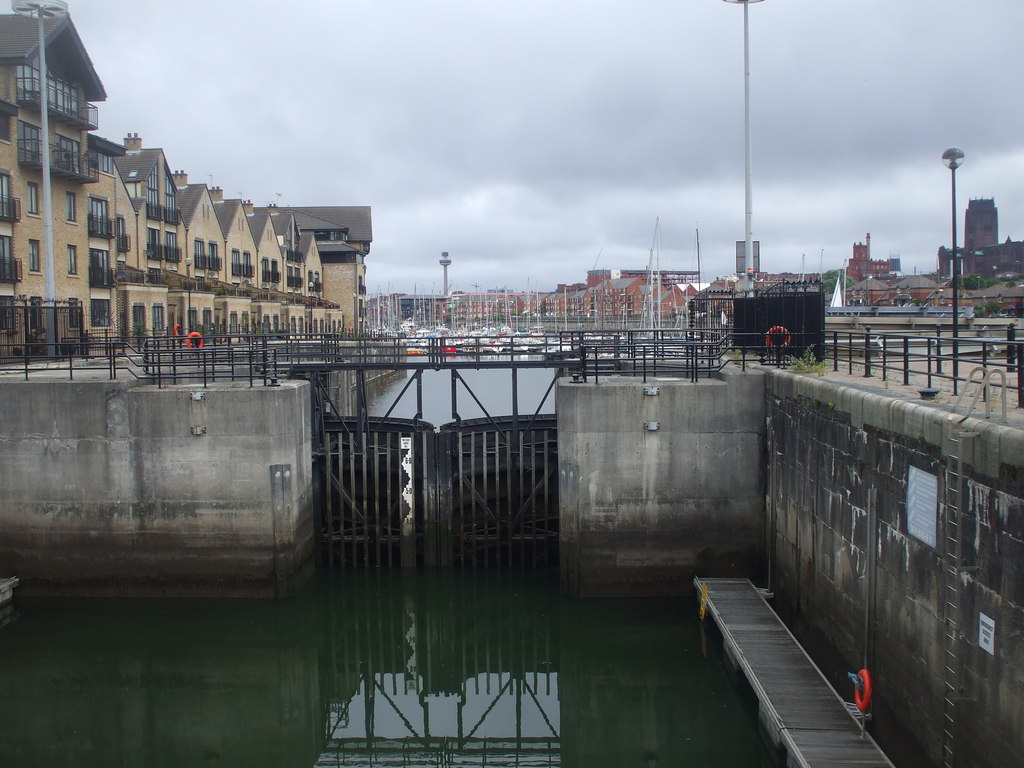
0 571 780 768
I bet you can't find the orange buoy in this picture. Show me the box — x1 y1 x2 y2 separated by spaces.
853 668 872 713
186 331 204 349
765 325 792 349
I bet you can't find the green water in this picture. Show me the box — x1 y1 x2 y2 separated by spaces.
0 571 781 767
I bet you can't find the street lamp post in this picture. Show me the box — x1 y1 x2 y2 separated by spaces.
184 257 193 332
13 1 69 356
722 0 764 295
942 147 965 388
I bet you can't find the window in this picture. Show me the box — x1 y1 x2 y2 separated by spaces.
65 191 76 221
146 165 159 207
152 303 165 331
66 244 77 274
147 227 160 259
90 298 111 327
88 196 108 219
26 181 38 215
55 135 80 173
131 303 146 335
0 115 10 142
28 239 39 271
18 121 40 164
91 151 113 174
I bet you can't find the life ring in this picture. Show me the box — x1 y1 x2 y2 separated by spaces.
765 325 792 349
172 323 182 336
186 331 204 349
853 668 872 713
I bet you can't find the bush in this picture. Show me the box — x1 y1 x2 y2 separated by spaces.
787 347 825 374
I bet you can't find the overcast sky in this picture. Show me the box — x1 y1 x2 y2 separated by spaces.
68 0 1024 294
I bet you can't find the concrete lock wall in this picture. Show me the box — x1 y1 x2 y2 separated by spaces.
0 379 315 597
765 370 1024 768
558 368 767 597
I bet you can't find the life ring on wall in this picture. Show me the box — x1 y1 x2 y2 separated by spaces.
172 323 182 336
853 668 872 713
764 325 792 349
186 331 204 349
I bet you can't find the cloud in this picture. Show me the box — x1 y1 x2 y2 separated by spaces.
70 0 1024 293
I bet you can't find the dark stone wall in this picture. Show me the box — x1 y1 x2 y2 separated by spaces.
766 371 1024 768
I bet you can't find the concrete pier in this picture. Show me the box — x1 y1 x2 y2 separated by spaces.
558 368 766 597
0 379 314 597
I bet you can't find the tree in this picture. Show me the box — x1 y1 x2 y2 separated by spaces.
821 269 853 296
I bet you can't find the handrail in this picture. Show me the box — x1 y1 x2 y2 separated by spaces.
951 366 1008 423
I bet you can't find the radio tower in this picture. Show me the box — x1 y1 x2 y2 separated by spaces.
440 251 452 296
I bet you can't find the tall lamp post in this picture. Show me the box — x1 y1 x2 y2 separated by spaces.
722 0 764 295
184 257 193 332
942 147 964 387
13 0 68 356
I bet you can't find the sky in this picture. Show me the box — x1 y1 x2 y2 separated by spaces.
67 0 1024 295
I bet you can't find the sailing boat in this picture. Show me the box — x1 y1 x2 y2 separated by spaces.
830 264 845 308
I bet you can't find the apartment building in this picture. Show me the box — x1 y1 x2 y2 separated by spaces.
0 12 369 346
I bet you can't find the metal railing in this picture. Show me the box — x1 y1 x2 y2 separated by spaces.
1 327 1020 406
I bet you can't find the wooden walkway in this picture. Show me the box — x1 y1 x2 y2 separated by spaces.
696 577 894 768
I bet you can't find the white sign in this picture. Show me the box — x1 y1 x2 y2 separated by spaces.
400 437 412 450
907 467 938 547
979 613 996 655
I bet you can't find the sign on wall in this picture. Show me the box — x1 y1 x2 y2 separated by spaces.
979 613 996 655
907 466 938 548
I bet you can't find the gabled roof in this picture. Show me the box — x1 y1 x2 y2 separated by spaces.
114 149 161 186
0 14 105 100
248 212 275 246
849 277 890 291
271 206 372 242
891 275 938 289
214 199 244 239
176 184 208 227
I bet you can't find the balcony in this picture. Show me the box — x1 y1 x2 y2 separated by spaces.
146 243 161 260
16 75 99 130
116 268 165 286
287 275 303 289
0 195 21 222
163 246 181 263
88 261 114 288
285 248 303 263
88 214 114 239
310 280 323 294
261 269 281 284
163 207 179 225
117 234 131 253
231 263 255 278
0 257 22 283
17 140 98 183
146 201 163 221
206 255 222 272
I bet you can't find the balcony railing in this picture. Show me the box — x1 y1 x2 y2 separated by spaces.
0 195 21 222
116 269 165 286
287 275 303 289
88 214 114 238
285 248 303 263
231 263 255 278
163 246 181 263
146 243 161 260
17 140 98 182
146 201 163 221
310 280 323 294
88 261 114 288
16 75 99 129
163 207 179 225
0 257 22 283
117 234 131 253
262 269 281 284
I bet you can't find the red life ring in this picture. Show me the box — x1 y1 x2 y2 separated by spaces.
765 325 792 348
854 668 872 713
172 323 182 336
186 331 204 349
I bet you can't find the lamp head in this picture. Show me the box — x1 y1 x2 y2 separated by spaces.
12 1 68 17
722 0 766 4
942 147 965 170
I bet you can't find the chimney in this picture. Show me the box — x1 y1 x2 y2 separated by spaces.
866 232 871 259
242 199 254 215
209 186 223 202
123 132 142 152
172 169 188 188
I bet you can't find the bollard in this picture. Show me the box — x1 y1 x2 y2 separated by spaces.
863 326 872 378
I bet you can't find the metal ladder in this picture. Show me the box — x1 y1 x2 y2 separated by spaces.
941 423 978 768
